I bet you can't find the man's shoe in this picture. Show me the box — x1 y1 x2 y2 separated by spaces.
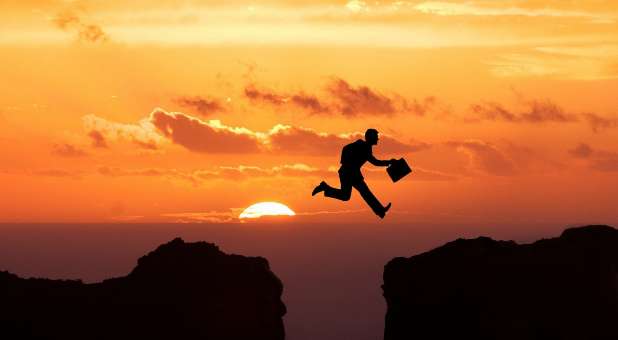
312 181 326 196
378 202 392 219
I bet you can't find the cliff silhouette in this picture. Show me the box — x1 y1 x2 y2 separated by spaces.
383 225 618 340
0 238 286 340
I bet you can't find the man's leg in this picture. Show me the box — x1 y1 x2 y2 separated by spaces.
353 180 390 217
322 173 353 201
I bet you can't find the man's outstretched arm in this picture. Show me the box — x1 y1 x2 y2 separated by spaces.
368 154 395 167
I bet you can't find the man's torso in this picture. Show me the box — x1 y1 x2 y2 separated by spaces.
339 139 372 181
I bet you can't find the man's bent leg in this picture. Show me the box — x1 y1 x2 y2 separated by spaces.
353 180 387 216
323 174 353 201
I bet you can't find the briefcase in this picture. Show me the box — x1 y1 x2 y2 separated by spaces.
387 158 412 183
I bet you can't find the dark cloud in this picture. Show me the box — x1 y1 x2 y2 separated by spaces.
568 143 618 172
403 96 438 116
244 78 435 117
149 109 261 153
267 125 428 156
53 10 108 43
174 96 225 116
88 130 108 148
582 113 618 132
52 143 87 157
266 125 350 155
568 143 594 159
469 99 578 124
447 140 517 176
327 78 397 116
290 93 330 114
244 85 287 106
468 96 618 133
130 139 158 150
592 156 618 172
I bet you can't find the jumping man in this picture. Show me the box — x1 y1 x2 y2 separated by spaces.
312 128 394 219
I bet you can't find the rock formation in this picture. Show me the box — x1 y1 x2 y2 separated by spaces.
0 238 286 340
383 225 618 340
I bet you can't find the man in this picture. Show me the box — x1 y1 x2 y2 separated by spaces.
312 128 394 219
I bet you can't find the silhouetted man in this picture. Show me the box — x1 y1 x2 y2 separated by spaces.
312 128 394 219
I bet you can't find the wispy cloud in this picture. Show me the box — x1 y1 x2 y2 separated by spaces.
469 98 578 124
468 94 618 132
488 45 618 80
97 163 334 185
174 96 226 116
582 113 618 132
568 143 618 172
30 168 83 179
160 211 238 223
51 143 88 157
245 78 436 117
413 1 616 22
446 139 517 176
53 10 109 43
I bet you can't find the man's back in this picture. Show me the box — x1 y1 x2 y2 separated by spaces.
340 139 371 169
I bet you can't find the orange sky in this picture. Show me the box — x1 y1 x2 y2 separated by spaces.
1 0 617 224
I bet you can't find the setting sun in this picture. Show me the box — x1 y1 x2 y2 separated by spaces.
239 202 296 219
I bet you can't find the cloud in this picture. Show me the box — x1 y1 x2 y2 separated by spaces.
159 211 238 223
244 85 287 106
174 96 226 116
568 143 618 172
447 140 517 176
582 113 618 132
31 169 82 179
469 98 578 124
90 108 428 156
197 163 332 180
488 45 618 80
97 163 333 185
53 10 109 43
83 114 165 150
290 93 330 114
265 124 429 156
52 143 87 157
88 130 108 148
97 166 200 184
568 143 594 159
244 78 435 117
412 1 616 22
327 78 397 116
149 108 262 153
469 96 618 132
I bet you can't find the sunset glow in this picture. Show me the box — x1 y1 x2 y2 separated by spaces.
0 0 616 225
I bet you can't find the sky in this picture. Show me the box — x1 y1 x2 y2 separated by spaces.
1 0 617 224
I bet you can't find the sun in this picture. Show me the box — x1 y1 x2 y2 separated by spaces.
239 202 296 219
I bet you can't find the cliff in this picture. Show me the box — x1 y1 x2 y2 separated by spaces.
0 238 286 340
383 225 618 340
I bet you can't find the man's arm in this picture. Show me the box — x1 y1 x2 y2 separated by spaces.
368 154 395 167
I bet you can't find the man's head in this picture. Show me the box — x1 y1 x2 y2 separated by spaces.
365 128 379 145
